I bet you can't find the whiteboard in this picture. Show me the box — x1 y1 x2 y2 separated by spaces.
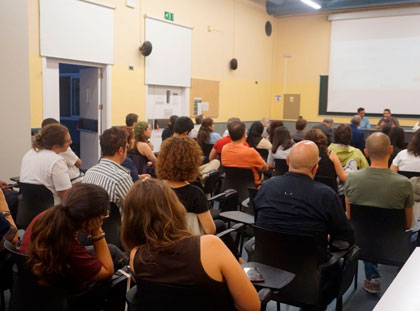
327 12 420 115
145 17 192 87
40 0 114 64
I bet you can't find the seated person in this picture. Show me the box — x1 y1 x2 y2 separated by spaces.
173 116 195 138
246 121 272 151
267 126 294 169
391 129 420 173
161 115 178 141
157 137 216 235
131 122 157 177
120 126 140 182
328 124 369 170
20 124 72 204
189 114 204 139
382 126 405 165
261 117 270 139
1 179 19 220
357 107 370 129
313 118 334 145
267 120 284 143
0 188 18 251
349 115 365 151
344 132 413 294
20 183 126 289
221 121 268 184
121 178 260 311
376 108 399 130
125 113 138 129
291 116 307 143
197 118 221 146
254 140 354 310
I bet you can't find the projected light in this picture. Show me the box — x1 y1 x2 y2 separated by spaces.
300 0 321 10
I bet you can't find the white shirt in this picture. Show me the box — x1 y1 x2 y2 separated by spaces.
189 124 201 139
267 146 292 165
392 149 420 172
60 147 81 180
20 149 72 204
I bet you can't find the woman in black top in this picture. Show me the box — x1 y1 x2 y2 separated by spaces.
161 115 178 141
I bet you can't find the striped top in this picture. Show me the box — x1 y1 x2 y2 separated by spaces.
83 159 133 209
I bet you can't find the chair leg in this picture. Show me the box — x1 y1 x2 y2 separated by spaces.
277 301 281 311
335 296 342 311
354 263 358 290
0 291 5 311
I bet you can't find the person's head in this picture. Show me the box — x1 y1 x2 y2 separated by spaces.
168 115 178 129
383 109 391 119
157 137 202 182
295 117 307 131
388 126 405 150
228 121 246 142
33 124 71 154
272 126 294 153
365 132 392 161
195 114 204 125
246 121 264 148
381 124 392 136
27 183 110 285
197 118 214 146
174 117 194 136
121 126 135 151
408 129 420 157
351 115 362 127
268 120 284 142
125 113 138 127
226 117 240 130
304 128 328 154
134 121 151 143
287 140 319 178
323 118 334 128
334 124 352 145
41 118 59 128
100 126 128 163
261 118 270 128
357 107 365 118
121 178 191 255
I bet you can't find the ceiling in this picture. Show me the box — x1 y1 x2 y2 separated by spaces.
266 0 420 16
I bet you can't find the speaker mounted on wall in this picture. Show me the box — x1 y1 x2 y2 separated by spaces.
230 58 238 70
265 21 272 36
139 41 153 56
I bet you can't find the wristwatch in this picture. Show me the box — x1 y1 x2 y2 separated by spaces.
1 210 11 217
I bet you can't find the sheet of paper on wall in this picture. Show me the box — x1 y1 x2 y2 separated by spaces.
154 94 166 105
201 102 209 112
164 108 173 118
172 94 181 107
194 97 202 115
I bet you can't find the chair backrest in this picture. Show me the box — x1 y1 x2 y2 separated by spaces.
350 204 414 266
314 175 338 193
134 277 235 311
255 148 268 162
201 143 214 159
101 202 122 249
273 159 288 176
243 187 258 216
398 171 420 179
222 167 255 202
202 170 221 195
218 189 239 213
17 182 54 229
252 226 323 307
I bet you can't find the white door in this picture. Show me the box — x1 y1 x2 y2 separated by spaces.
79 68 101 170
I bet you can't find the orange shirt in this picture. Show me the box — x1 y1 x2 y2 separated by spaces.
221 142 266 183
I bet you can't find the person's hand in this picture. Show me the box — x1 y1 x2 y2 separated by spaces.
328 150 339 163
0 188 8 212
147 161 153 166
87 217 104 236
139 174 151 180
0 180 7 188
75 159 82 167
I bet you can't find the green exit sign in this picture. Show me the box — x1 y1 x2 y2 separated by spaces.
164 11 174 21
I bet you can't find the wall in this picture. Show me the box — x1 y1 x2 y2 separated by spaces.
0 0 31 180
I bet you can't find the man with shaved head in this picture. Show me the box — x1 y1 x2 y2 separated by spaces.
254 141 354 310
345 132 413 294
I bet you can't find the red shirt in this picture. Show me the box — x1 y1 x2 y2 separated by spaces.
213 136 249 154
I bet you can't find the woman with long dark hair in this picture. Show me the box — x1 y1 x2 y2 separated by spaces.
267 120 284 143
162 115 178 141
267 126 294 168
391 129 420 173
121 178 260 311
246 121 271 151
197 118 221 146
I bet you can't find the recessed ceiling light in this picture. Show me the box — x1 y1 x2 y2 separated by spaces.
300 0 321 10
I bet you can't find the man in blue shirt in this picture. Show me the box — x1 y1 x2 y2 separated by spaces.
358 107 370 129
349 115 365 151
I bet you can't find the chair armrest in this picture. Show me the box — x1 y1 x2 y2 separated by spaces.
330 239 350 252
208 192 226 202
216 223 245 239
258 288 273 305
126 285 137 305
319 249 351 270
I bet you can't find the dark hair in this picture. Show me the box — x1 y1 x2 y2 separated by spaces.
305 128 328 154
27 183 109 285
271 126 294 153
388 127 405 150
174 117 194 135
195 114 204 125
228 121 246 141
408 129 420 157
100 127 127 157
125 113 138 127
295 117 307 131
246 121 264 148
357 107 365 113
33 124 69 151
381 125 392 136
384 108 391 113
268 120 284 143
334 124 352 145
121 126 134 151
157 137 202 182
168 115 179 129
41 118 59 128
197 118 213 146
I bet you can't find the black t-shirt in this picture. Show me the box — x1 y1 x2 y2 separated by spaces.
172 184 210 214
162 127 174 141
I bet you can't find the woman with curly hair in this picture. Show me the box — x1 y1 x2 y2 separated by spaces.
391 129 420 173
197 118 221 146
121 178 260 311
157 137 216 235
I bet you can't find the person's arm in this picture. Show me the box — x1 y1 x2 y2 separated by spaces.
57 190 68 201
197 211 216 235
390 164 399 173
137 142 157 165
345 196 351 219
405 207 413 229
329 151 348 182
209 147 219 161
52 158 72 200
201 236 260 311
0 189 17 244
75 159 82 168
261 162 269 172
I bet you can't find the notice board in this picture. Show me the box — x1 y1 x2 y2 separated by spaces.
189 79 219 118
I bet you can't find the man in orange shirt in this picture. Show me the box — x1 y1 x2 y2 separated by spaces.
221 121 268 184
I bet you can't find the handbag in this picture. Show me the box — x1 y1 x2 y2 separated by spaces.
185 213 206 236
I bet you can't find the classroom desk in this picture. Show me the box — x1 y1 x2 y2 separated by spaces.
373 247 420 311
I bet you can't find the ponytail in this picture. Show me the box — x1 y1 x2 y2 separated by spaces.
32 124 68 151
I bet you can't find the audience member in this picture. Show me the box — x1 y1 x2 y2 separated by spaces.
125 113 138 129
197 118 221 146
267 126 294 168
261 117 270 139
133 121 157 166
161 115 178 141
254 140 354 310
328 124 369 169
357 107 370 129
387 126 405 164
157 137 216 235
20 183 126 288
267 120 284 143
246 121 272 151
121 178 260 311
1 179 19 221
20 124 72 204
120 126 139 182
344 132 413 294
221 121 268 184
349 115 365 151
83 127 133 210
189 114 204 139
0 188 17 251
313 118 334 145
391 129 420 173
173 116 195 137
376 108 399 130
291 116 307 143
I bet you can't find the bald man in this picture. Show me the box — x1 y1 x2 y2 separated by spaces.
344 132 413 294
254 140 354 310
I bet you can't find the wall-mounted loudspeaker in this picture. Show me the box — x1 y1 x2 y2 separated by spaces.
265 21 272 36
139 41 153 56
230 58 238 70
